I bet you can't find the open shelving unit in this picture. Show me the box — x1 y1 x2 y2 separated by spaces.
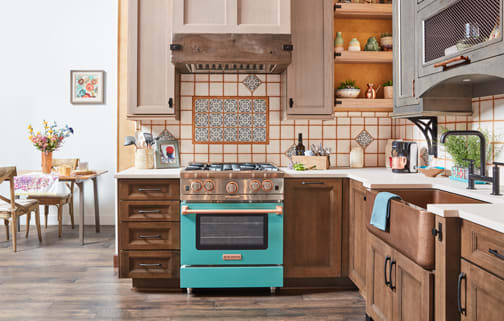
333 1 393 113
334 51 393 64
334 2 392 19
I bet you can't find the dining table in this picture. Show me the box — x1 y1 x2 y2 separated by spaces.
13 170 108 245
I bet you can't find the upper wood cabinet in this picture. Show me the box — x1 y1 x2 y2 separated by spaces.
172 0 291 34
286 0 333 118
348 180 368 298
127 0 178 116
284 179 343 279
393 0 419 113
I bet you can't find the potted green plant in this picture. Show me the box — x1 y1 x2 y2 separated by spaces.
441 128 494 182
383 80 393 99
380 32 393 51
336 80 360 98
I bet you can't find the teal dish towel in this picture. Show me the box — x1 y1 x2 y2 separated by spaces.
370 192 402 231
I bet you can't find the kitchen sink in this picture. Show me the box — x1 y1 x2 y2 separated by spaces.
365 189 485 270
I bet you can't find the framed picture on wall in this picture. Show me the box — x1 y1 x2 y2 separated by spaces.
70 70 105 104
155 138 180 169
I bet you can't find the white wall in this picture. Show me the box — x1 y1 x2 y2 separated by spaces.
0 0 118 225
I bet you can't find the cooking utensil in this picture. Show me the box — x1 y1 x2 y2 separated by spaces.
123 136 137 147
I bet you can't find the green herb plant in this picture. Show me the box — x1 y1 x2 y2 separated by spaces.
338 80 359 90
383 80 393 87
440 127 493 169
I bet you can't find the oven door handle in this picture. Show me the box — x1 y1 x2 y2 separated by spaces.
181 205 283 215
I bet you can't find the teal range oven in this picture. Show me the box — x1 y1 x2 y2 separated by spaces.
179 164 284 294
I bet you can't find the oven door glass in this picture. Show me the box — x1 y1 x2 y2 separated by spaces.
196 214 268 250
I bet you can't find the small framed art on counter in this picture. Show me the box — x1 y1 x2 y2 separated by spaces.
155 138 180 169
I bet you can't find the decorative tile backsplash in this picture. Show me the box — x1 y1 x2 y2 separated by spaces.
193 97 269 144
394 95 504 173
139 73 396 167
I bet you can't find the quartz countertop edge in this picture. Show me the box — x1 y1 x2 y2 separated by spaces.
427 203 504 234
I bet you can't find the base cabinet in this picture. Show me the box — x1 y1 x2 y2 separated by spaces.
367 233 433 321
460 259 504 321
348 180 368 297
284 179 343 279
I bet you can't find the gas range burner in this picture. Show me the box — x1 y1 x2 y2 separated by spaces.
185 162 279 172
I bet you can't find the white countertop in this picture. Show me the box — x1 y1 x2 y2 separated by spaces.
115 166 504 233
114 167 182 179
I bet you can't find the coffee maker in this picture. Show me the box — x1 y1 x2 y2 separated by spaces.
391 141 418 173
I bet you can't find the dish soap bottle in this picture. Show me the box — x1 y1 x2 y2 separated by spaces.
295 133 305 156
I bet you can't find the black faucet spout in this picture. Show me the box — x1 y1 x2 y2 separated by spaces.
440 130 486 177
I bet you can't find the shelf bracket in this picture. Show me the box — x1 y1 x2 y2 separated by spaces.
408 117 438 158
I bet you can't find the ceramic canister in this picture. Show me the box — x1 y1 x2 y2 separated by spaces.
350 146 364 168
348 38 361 52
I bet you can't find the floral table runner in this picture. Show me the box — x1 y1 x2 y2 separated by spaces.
14 173 69 197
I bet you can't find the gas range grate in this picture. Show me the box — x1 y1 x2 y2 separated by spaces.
184 163 279 172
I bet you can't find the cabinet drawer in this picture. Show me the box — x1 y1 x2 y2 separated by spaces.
119 201 180 222
118 179 179 200
120 250 180 279
461 220 504 279
120 222 180 250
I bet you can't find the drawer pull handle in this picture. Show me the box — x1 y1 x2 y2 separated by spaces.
301 182 324 185
138 263 162 268
138 188 162 192
457 272 466 315
384 256 391 287
138 234 161 239
434 55 471 72
489 248 504 261
138 210 162 214
389 260 396 290
223 254 242 261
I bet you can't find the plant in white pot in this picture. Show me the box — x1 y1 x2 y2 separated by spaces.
336 80 360 98
383 80 393 99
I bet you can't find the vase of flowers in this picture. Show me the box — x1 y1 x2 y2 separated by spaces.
28 121 74 174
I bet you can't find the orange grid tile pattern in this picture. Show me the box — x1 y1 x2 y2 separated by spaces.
394 95 504 173
140 73 397 167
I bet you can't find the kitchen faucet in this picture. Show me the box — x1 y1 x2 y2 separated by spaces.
440 130 503 195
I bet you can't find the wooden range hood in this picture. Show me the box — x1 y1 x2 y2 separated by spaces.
170 33 293 74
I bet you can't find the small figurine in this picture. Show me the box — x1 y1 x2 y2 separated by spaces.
364 36 381 51
348 38 361 52
366 83 380 99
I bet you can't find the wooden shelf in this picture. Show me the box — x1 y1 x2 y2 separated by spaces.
126 114 179 121
334 98 393 112
334 3 392 19
334 51 393 64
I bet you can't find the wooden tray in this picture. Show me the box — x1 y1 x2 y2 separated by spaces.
291 156 330 170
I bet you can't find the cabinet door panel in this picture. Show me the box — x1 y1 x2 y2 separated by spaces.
128 0 177 115
393 250 434 321
461 259 504 321
348 180 368 296
286 0 333 116
366 233 394 321
393 0 420 111
284 179 342 278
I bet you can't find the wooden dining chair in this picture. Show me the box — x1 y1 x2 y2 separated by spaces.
0 166 42 252
27 158 79 238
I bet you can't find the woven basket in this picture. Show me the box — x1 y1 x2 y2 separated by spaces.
135 149 154 169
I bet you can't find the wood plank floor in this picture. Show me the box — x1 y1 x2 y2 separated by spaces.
0 225 366 321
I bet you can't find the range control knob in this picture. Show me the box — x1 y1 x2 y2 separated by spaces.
191 180 203 192
203 180 215 192
226 181 239 194
249 180 261 193
262 179 274 192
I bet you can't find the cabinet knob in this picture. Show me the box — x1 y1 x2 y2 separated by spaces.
168 97 173 108
432 222 442 241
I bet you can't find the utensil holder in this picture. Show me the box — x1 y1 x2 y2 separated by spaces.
135 149 154 169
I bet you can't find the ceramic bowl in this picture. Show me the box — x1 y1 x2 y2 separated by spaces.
336 88 360 98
